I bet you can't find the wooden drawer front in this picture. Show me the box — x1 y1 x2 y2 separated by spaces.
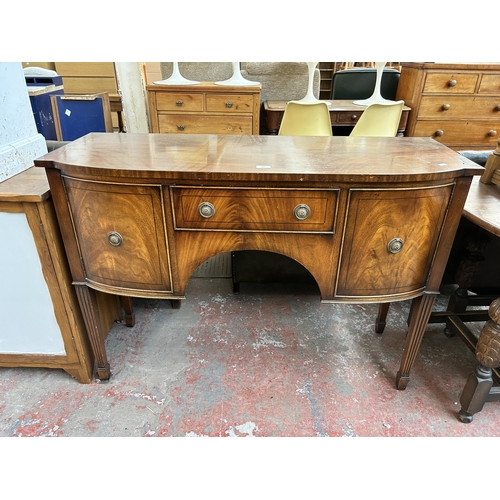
159 115 253 134
337 111 361 124
206 94 254 113
414 121 499 146
63 178 171 292
155 92 204 112
418 96 500 119
336 186 452 298
479 74 500 93
423 72 478 93
172 187 338 233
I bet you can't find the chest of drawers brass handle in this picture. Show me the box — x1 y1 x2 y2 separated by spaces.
351 114 358 120
495 104 500 111
448 79 457 87
487 130 497 137
175 101 184 106
107 231 123 247
434 129 444 137
442 103 450 111
225 102 234 108
198 202 216 218
294 204 311 220
177 125 185 131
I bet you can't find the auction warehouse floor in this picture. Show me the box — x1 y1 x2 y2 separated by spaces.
1 271 499 438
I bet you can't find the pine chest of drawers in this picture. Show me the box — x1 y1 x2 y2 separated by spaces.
147 83 261 135
396 63 500 150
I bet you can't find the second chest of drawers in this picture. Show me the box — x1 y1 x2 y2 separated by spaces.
147 83 261 135
396 63 500 150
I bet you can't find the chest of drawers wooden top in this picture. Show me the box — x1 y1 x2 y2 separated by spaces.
147 83 261 135
396 62 500 150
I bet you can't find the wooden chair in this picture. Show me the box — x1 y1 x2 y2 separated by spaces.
50 92 113 141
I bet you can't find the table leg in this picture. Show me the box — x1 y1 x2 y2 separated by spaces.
376 303 390 333
121 296 135 327
396 293 436 389
458 298 500 422
75 285 111 381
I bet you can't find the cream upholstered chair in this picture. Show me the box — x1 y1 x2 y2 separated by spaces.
278 101 332 136
349 101 404 137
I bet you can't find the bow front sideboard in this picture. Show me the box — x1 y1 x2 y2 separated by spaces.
34 133 483 387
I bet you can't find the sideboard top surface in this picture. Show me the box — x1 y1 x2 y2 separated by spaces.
34 133 483 183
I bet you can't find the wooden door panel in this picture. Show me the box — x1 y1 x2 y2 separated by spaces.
336 186 453 298
63 178 171 292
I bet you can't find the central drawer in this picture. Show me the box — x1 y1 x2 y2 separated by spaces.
171 187 338 233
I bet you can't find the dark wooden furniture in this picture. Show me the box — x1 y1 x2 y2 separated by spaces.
441 139 500 422
264 100 410 135
35 133 482 386
0 167 121 382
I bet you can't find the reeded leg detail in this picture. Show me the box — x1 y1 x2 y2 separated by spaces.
75 285 111 381
396 293 437 390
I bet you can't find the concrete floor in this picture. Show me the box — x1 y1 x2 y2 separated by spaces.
1 276 499 437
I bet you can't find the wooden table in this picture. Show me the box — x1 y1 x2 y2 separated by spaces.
264 100 411 135
34 133 482 387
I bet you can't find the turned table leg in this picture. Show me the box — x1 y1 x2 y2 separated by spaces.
458 298 500 423
396 293 437 389
75 285 111 381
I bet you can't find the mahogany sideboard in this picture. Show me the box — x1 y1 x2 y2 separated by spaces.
264 100 411 135
34 133 483 387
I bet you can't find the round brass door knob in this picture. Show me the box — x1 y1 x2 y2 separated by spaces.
107 231 123 246
198 202 215 218
294 204 311 220
387 238 404 254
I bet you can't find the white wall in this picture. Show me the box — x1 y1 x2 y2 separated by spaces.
0 62 47 182
0 63 65 355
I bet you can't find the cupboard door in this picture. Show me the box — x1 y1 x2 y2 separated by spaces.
63 178 171 293
336 185 453 299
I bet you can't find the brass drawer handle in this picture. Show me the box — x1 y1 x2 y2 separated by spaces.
387 238 404 254
225 102 234 108
441 103 450 111
294 204 311 220
351 114 358 120
434 129 444 137
488 130 497 137
175 100 184 106
198 202 215 218
448 79 457 87
107 231 123 247
177 125 185 131
495 104 500 112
